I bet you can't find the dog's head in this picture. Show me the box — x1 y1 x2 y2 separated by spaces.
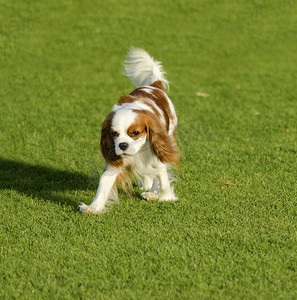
100 104 179 167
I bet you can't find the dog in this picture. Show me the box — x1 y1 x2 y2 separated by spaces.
79 48 179 214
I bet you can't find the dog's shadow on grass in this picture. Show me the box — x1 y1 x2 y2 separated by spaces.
0 157 97 210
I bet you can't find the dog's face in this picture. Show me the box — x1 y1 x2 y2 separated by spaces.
100 101 179 168
110 108 147 157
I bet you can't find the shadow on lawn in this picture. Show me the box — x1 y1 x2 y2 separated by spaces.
0 157 97 210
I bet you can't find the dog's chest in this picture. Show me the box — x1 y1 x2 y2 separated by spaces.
123 142 159 176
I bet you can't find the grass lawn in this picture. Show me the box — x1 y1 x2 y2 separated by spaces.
0 0 296 298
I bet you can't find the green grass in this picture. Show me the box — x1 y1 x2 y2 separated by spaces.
1 0 296 298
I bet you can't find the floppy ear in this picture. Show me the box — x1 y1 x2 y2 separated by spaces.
143 112 179 164
100 112 123 167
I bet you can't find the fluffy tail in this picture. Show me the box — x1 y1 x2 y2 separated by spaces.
124 48 169 90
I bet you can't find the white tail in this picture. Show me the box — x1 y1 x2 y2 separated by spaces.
124 48 169 90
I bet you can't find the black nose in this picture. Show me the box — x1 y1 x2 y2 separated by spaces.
119 142 129 151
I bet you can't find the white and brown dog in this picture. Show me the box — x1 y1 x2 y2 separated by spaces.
80 48 179 214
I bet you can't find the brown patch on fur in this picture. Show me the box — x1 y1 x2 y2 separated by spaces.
129 88 152 101
150 88 174 130
100 112 123 167
151 80 164 91
127 116 147 140
118 95 135 104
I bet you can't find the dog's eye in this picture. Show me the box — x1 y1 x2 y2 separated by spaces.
131 131 140 137
111 131 119 137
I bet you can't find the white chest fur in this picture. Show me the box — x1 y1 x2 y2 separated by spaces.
123 141 161 177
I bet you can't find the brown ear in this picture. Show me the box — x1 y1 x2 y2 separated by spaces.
100 112 123 167
143 112 179 164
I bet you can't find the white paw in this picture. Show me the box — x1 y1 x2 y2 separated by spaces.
159 193 178 201
79 203 105 214
141 191 178 201
141 191 159 200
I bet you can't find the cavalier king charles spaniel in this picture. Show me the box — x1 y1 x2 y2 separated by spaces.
80 48 179 214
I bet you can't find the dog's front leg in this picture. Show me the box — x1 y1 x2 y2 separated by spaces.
79 164 120 214
142 165 177 201
157 165 177 201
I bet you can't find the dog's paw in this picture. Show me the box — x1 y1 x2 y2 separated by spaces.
159 193 178 201
79 203 105 214
141 191 159 201
141 191 178 201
